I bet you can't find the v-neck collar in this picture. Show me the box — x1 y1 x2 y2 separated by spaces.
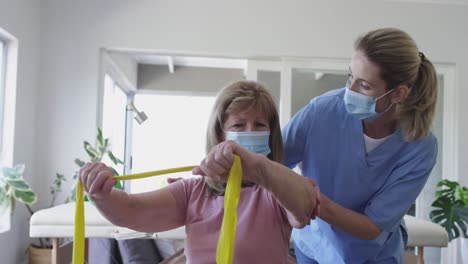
353 120 402 169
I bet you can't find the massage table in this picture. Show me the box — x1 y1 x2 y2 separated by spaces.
30 202 448 264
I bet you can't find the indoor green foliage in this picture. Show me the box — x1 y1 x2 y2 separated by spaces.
430 179 468 241
0 164 37 215
0 163 66 247
67 128 124 202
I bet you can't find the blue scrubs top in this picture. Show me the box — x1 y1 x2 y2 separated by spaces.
282 88 437 263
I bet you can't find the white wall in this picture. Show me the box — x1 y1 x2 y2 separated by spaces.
0 0 40 263
37 0 468 185
1 0 467 262
108 51 138 90
138 64 244 93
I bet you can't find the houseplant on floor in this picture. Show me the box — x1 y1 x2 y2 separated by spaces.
430 179 468 241
66 129 164 263
46 127 124 264
430 179 468 262
0 163 37 234
27 173 66 264
0 162 64 263
1 128 124 264
0 164 37 231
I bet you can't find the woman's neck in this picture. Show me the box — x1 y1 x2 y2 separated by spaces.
362 111 398 139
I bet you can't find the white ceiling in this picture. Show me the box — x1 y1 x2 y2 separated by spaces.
383 0 468 5
136 55 247 70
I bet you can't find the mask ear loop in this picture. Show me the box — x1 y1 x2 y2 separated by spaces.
375 88 395 114
375 88 395 100
376 84 413 114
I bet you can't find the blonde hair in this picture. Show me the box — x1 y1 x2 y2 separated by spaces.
355 27 438 142
204 80 284 195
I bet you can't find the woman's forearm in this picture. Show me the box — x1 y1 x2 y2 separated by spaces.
90 187 183 232
256 156 317 228
320 195 382 240
91 188 136 227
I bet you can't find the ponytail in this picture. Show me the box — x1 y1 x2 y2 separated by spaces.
396 54 438 141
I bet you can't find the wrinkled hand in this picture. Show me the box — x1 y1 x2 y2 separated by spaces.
192 140 263 183
79 162 116 201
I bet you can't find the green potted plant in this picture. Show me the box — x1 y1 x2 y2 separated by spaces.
66 128 124 202
0 128 124 264
0 162 65 263
0 163 38 234
430 179 468 241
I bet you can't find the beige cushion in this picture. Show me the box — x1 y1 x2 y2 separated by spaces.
404 215 448 247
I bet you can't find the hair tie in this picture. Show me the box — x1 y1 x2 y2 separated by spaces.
419 52 426 62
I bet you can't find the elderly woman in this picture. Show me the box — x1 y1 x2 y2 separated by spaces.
79 80 320 263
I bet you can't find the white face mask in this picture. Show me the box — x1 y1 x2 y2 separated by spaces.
225 131 271 156
344 78 394 120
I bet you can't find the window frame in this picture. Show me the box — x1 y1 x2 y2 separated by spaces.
0 28 18 167
0 39 5 149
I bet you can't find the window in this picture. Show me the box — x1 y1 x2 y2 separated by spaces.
0 29 17 232
129 94 215 193
0 28 18 166
101 74 127 175
0 40 5 149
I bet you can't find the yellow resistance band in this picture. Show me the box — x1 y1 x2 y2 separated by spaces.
73 155 242 264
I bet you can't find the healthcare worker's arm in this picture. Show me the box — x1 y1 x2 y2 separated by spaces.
79 162 185 233
262 161 382 240
310 136 437 241
319 195 382 240
258 155 321 228
193 141 320 228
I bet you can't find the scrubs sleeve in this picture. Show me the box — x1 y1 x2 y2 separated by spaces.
365 138 438 232
282 100 317 168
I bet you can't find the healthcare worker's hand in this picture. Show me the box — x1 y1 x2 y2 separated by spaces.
192 140 264 184
79 162 117 201
307 178 321 219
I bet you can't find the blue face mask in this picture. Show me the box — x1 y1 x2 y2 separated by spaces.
344 79 394 120
225 131 271 156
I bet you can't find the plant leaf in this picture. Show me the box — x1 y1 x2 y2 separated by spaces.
13 189 37 205
84 141 100 161
2 167 22 179
455 186 468 206
97 128 104 146
104 138 109 150
437 179 458 189
435 189 453 198
6 179 31 191
431 195 468 241
74 158 85 168
108 152 124 166
0 187 12 215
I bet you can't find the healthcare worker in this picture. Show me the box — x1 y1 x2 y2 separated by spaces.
283 27 439 263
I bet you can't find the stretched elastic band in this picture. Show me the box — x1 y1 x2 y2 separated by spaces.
73 156 242 264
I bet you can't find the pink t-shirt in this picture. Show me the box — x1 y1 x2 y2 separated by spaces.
166 177 292 264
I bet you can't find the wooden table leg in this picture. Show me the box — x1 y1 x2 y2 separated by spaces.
51 238 58 264
416 246 424 264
